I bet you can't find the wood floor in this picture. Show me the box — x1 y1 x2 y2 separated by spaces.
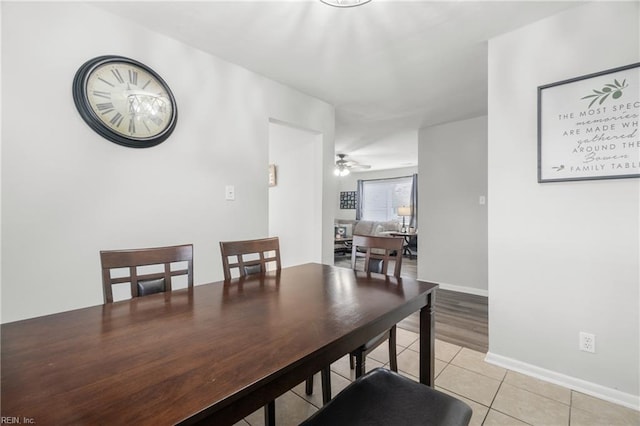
334 254 489 353
398 289 488 353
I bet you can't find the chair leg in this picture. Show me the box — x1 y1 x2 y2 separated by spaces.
349 353 354 370
388 325 398 372
305 375 313 395
264 400 275 426
354 351 366 378
321 366 332 404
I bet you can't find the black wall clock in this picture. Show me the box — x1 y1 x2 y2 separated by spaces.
73 55 178 148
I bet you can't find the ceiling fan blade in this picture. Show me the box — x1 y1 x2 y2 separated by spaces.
335 154 371 171
349 163 371 170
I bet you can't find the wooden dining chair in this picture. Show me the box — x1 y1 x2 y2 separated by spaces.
219 237 330 425
100 244 193 303
349 234 404 378
219 236 281 280
310 234 405 413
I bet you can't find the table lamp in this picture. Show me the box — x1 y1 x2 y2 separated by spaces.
397 206 411 232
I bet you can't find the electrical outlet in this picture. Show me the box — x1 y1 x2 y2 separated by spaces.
579 332 596 353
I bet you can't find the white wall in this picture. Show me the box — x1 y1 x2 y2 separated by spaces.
418 116 488 295
335 166 418 221
268 121 322 267
0 2 335 323
487 1 639 408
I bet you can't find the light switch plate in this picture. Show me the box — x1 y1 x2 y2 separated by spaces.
225 185 235 201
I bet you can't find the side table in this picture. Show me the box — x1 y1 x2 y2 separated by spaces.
389 232 417 259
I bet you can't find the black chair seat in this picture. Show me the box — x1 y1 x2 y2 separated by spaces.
361 330 389 351
299 368 472 426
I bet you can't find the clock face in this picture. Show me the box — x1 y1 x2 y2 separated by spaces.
73 56 177 148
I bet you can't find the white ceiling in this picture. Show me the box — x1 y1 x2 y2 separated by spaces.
94 0 581 170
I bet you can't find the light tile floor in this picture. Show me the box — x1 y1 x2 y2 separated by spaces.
235 328 640 426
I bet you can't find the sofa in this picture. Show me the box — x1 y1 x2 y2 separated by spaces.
334 219 402 255
334 219 417 258
335 219 401 239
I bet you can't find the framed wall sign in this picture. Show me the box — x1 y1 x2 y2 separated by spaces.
538 62 639 183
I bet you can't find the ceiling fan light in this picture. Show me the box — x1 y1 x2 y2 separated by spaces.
320 0 372 8
334 165 350 177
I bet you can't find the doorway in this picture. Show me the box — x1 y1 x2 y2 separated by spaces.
268 120 322 267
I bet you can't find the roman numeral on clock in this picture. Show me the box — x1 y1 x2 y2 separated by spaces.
96 102 115 114
98 77 115 87
109 112 124 127
111 69 125 84
92 91 111 99
128 69 138 85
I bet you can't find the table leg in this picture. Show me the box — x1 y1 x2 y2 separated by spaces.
419 291 435 387
321 366 332 404
264 400 275 426
354 351 366 379
305 375 313 395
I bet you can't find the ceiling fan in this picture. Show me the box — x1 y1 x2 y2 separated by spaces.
334 154 371 176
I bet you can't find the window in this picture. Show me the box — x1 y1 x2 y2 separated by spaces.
360 176 412 222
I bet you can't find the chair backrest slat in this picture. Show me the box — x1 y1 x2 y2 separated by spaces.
219 237 281 281
100 244 194 303
350 235 404 278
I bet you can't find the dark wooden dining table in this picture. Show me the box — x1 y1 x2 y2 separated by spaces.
1 262 438 425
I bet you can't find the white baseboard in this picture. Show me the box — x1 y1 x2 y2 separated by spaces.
485 352 640 411
430 280 489 297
